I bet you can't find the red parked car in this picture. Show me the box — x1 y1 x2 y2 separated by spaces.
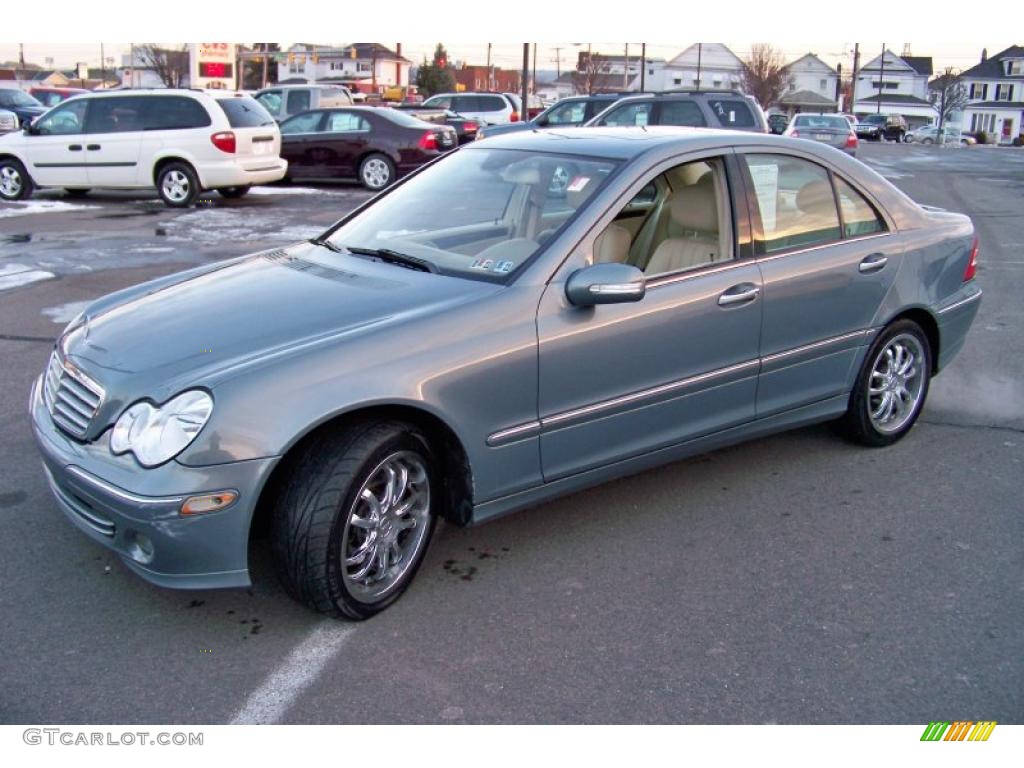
28 87 90 108
278 106 458 190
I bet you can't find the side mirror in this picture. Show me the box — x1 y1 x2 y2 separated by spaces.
23 123 39 136
566 263 646 307
535 116 548 127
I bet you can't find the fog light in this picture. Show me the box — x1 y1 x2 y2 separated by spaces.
181 491 238 516
125 530 155 564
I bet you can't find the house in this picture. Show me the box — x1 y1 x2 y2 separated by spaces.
453 65 520 93
576 51 650 91
646 44 744 92
853 50 935 128
777 53 840 115
960 45 1024 143
277 43 410 94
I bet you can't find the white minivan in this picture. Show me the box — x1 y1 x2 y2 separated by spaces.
0 90 287 207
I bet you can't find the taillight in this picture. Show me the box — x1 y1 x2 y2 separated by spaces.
964 236 979 281
417 131 439 151
210 131 236 154
845 133 858 148
464 121 478 133
510 112 520 122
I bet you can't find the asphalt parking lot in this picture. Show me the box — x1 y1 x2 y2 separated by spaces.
0 143 1021 725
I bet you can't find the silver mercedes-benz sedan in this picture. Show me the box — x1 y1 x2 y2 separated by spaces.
32 127 982 619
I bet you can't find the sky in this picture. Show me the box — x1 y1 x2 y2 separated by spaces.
0 42 1009 79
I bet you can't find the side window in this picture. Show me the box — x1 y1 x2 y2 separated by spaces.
287 90 311 115
453 96 479 113
425 95 453 110
834 176 886 238
280 111 324 134
743 153 841 254
84 97 145 133
256 90 282 117
479 96 508 112
142 97 211 130
34 100 88 135
591 157 733 277
543 101 585 125
707 99 755 128
326 112 370 132
658 100 707 127
600 101 653 127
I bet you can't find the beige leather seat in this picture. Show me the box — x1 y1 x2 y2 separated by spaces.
592 223 631 264
644 175 719 275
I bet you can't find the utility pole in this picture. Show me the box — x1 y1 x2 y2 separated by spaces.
877 43 885 114
486 43 492 90
396 43 402 89
532 43 537 95
520 44 529 121
696 42 703 91
551 47 562 78
850 42 860 115
623 43 629 91
261 43 269 89
100 43 106 86
640 43 646 92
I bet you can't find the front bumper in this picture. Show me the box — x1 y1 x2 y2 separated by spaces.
30 375 279 589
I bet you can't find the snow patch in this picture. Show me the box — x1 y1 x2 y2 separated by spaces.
0 200 95 219
247 186 332 196
42 300 94 323
0 263 56 291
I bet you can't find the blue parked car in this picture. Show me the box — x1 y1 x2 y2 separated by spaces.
0 88 47 128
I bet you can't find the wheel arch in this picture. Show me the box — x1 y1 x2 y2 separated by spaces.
249 402 475 548
152 155 200 187
0 152 34 182
885 306 941 374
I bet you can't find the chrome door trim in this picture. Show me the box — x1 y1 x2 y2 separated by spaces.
752 232 891 265
760 329 873 373
645 258 750 289
486 421 542 448
937 290 982 315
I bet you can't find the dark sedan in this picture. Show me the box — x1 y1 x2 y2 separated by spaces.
0 88 47 128
279 107 458 190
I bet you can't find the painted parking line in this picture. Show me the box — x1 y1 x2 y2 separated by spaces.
0 263 55 292
230 622 357 724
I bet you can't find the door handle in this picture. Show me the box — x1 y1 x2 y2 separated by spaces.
718 283 760 307
68 144 82 151
86 144 101 151
859 253 888 273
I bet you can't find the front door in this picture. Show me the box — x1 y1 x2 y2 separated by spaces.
22 99 90 187
737 150 901 417
82 96 144 187
536 154 763 481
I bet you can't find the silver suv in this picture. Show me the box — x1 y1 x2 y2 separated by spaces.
587 90 769 133
254 84 354 123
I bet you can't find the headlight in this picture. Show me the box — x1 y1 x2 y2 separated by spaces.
110 390 213 467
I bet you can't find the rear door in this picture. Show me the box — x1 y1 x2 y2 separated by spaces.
82 96 144 187
318 110 372 178
20 98 90 187
738 150 900 417
279 111 327 176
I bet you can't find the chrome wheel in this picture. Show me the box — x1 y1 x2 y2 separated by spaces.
0 165 23 198
867 333 925 434
341 451 431 602
161 170 191 203
361 158 391 189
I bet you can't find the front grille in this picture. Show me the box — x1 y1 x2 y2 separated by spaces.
42 352 105 439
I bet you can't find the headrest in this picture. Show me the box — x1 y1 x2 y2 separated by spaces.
668 174 718 233
593 223 631 263
796 180 834 215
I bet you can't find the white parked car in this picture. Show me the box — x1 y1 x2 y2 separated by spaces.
0 108 17 134
419 92 517 125
0 89 287 207
905 125 975 146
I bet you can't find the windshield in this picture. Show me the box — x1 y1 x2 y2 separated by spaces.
324 148 620 280
0 89 43 108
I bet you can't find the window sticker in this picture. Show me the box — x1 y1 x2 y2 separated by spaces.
747 162 779 233
470 258 494 270
494 260 514 274
566 176 590 193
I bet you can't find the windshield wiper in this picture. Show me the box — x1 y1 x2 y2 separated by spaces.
341 245 439 274
308 236 343 253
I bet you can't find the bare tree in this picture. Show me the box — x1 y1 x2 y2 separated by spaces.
572 51 607 95
741 44 792 109
929 67 969 142
136 44 189 88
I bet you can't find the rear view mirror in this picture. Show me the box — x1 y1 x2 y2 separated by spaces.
566 263 646 307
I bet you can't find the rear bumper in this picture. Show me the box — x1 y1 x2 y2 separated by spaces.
30 375 279 590
935 286 983 372
198 158 288 189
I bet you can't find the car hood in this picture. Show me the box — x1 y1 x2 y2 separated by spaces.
61 242 499 411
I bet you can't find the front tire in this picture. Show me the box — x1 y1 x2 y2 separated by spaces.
0 158 33 201
838 320 931 447
272 421 437 620
156 162 200 207
358 153 395 191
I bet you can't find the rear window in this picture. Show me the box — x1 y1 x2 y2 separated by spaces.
707 99 756 128
382 108 435 128
142 96 211 130
217 97 275 127
794 115 849 130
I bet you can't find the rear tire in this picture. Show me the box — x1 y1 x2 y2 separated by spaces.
271 421 438 620
216 186 250 199
64 188 91 198
358 153 395 191
156 161 200 207
0 158 34 201
838 320 931 447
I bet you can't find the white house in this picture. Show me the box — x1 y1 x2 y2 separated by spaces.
853 50 935 127
960 45 1024 143
277 43 410 93
777 52 839 115
645 43 744 92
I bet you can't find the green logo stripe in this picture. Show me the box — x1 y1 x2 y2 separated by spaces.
921 721 950 741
